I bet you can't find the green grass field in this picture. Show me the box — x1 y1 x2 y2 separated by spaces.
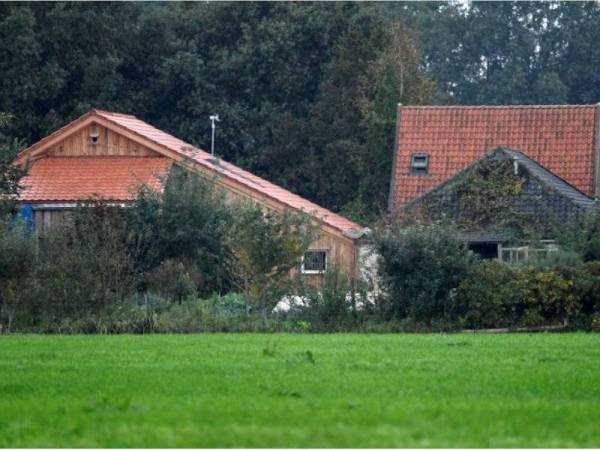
1 334 599 448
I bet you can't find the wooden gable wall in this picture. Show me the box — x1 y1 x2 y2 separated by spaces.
45 123 156 157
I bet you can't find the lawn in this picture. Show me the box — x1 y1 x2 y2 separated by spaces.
1 334 599 447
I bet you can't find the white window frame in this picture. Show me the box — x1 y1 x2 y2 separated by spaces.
500 241 559 264
500 246 529 263
301 249 328 274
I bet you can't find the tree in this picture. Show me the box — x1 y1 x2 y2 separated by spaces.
0 2 434 221
0 218 37 331
0 112 34 331
0 113 27 216
230 202 317 316
127 168 235 296
376 223 476 323
289 16 433 221
408 1 600 106
34 204 138 319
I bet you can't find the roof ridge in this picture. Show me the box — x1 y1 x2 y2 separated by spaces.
92 109 137 118
35 155 167 160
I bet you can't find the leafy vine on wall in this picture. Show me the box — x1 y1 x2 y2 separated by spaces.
421 157 532 235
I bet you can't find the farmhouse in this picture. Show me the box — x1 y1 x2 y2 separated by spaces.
389 104 600 259
13 109 370 280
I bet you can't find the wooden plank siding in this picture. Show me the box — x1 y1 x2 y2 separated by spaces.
46 124 154 157
33 209 71 235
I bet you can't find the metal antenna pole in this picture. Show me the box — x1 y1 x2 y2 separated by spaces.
210 114 220 156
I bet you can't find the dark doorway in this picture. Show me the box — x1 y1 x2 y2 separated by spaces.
468 242 499 259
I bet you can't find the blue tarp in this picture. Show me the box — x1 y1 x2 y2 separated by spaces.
20 204 34 232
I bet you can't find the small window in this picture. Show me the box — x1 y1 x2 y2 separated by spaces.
302 250 327 273
410 153 429 175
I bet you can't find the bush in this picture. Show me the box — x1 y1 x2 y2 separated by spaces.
0 219 37 331
452 260 516 329
143 258 202 302
556 209 600 262
520 249 583 270
290 268 354 329
565 261 600 329
375 224 476 323
229 201 317 315
32 204 138 322
127 168 236 296
455 261 578 329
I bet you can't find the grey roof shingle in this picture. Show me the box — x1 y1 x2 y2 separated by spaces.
499 148 596 210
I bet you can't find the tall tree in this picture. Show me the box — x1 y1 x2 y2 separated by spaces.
407 1 600 106
0 113 26 216
284 15 433 221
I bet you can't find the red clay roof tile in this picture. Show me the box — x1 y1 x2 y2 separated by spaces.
19 157 171 202
390 105 598 210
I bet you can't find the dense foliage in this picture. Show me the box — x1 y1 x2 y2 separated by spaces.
0 113 26 216
0 2 433 221
454 260 578 329
0 171 316 331
3 2 598 220
373 224 600 331
3 2 600 333
128 168 235 296
376 224 476 323
403 1 600 105
230 202 316 314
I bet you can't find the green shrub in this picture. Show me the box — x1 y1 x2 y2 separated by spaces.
33 204 138 322
455 261 578 329
564 261 600 329
314 269 353 324
520 249 583 270
127 168 235 296
556 209 600 262
516 267 577 327
375 224 476 322
154 300 207 333
0 219 37 331
452 260 517 329
291 268 353 329
229 201 317 315
143 258 202 303
207 292 249 315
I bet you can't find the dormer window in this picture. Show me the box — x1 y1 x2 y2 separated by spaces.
410 153 429 175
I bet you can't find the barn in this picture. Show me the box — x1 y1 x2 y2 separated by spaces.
13 109 370 280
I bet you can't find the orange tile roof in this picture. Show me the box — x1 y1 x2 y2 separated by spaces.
17 110 365 236
19 157 172 202
90 110 365 236
390 105 599 211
